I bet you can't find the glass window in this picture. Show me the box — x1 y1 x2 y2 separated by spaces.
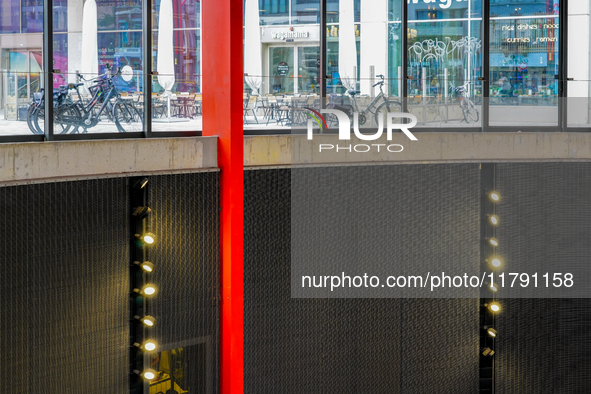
269 47 295 94
406 0 483 127
259 0 290 25
0 0 45 135
97 0 142 31
152 0 201 132
407 0 481 21
0 0 20 33
38 0 146 134
21 0 43 33
388 0 402 22
152 30 201 95
490 0 558 18
489 1 559 126
152 0 200 29
291 0 320 24
324 0 361 23
388 22 402 96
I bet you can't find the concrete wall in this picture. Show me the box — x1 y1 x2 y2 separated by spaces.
244 133 591 167
0 136 218 185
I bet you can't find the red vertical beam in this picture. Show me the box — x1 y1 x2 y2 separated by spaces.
202 1 244 394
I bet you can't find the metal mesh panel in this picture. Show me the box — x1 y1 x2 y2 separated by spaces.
244 168 479 393
495 163 591 392
0 178 129 394
290 164 481 298
495 298 591 393
495 163 591 296
147 172 220 394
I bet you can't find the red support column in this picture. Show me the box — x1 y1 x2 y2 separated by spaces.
202 1 244 394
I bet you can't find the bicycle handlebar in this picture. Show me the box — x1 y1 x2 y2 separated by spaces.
373 74 386 87
77 67 120 83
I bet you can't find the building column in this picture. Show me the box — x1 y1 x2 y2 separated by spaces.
360 0 388 95
67 0 84 83
202 1 244 394
568 1 590 124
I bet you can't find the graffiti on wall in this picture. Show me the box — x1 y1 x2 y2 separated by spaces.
408 37 481 63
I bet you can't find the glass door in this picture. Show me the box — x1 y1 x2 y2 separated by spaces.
488 2 560 127
297 46 320 94
269 47 295 94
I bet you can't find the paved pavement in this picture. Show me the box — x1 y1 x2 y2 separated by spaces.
1 112 588 137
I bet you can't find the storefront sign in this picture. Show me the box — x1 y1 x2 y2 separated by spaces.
272 31 310 40
277 62 289 76
490 53 547 68
408 0 467 10
261 26 319 43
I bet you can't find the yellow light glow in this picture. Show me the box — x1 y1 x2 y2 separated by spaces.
489 191 501 202
489 283 498 292
142 284 157 296
142 232 156 245
488 215 499 226
141 261 154 273
144 340 157 352
486 327 497 337
143 369 157 380
488 302 501 313
490 258 502 268
488 238 499 247
141 316 155 327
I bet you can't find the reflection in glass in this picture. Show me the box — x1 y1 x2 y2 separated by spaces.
259 0 289 25
148 345 208 394
291 0 321 24
408 21 482 97
489 16 559 126
490 0 558 18
0 1 20 33
152 26 202 131
269 47 295 94
489 18 559 100
151 0 200 29
406 19 482 126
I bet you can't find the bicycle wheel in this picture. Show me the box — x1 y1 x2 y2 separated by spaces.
33 106 45 135
33 105 80 134
374 100 402 127
54 104 81 134
466 100 479 123
113 101 143 133
27 104 42 134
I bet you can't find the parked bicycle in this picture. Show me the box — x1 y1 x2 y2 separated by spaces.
450 81 479 123
328 74 402 127
28 64 143 134
27 85 76 134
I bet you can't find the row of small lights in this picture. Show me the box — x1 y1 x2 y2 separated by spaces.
131 178 160 382
482 190 501 357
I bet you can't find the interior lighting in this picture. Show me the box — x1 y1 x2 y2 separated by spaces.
132 206 152 219
133 177 149 190
488 215 499 226
485 302 501 313
484 326 498 338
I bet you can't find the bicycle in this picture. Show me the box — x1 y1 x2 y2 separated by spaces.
450 81 479 123
30 64 143 134
27 85 78 134
327 74 401 127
